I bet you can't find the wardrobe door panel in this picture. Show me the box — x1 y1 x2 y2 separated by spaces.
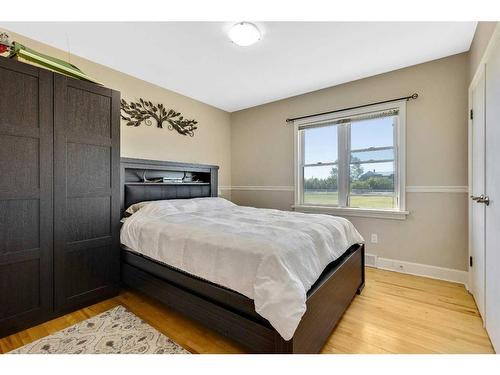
0 260 40 320
0 65 39 128
63 245 113 298
0 135 39 191
67 143 111 193
0 200 39 254
0 58 53 337
66 86 112 138
66 197 111 242
54 75 120 312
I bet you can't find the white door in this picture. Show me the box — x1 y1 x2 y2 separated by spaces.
470 68 486 319
485 34 500 352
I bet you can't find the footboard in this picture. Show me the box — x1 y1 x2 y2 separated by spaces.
275 244 365 353
121 244 364 353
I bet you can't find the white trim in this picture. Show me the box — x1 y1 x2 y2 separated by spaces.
467 23 500 316
364 252 378 267
397 102 407 211
224 185 467 193
230 185 295 191
469 23 500 91
293 121 302 205
374 256 468 286
293 204 409 220
338 123 349 207
468 53 475 308
406 185 468 193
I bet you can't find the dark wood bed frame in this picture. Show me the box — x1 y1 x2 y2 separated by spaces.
120 157 365 353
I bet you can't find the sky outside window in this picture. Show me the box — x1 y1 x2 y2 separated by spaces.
304 116 394 179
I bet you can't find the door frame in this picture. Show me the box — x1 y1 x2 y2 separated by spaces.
468 23 500 324
468 66 486 320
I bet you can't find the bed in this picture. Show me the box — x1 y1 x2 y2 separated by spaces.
120 157 365 353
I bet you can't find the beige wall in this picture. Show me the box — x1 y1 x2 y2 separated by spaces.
469 22 498 83
3 27 479 271
231 53 469 271
2 29 232 198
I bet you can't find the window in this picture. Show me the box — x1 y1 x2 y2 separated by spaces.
294 101 407 219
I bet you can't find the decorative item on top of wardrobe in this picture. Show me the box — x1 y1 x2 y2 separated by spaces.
0 32 11 54
0 31 101 84
121 98 198 137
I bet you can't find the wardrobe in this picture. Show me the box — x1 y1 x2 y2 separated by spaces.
469 25 500 352
0 56 120 337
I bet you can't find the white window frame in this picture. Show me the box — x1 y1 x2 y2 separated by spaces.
293 100 409 220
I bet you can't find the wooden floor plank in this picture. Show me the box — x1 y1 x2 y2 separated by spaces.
0 268 494 354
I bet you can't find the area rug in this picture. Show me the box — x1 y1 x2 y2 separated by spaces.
9 305 190 354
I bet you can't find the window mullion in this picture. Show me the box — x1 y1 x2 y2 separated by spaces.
346 124 351 207
337 123 350 207
299 130 305 205
393 116 399 209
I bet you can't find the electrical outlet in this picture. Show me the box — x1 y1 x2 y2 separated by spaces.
370 233 378 243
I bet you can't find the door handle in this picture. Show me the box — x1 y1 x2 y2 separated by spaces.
480 196 490 206
470 194 490 206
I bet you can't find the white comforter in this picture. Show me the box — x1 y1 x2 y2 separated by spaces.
120 197 363 340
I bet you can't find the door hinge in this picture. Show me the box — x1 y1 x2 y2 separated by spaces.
470 256 473 267
470 109 474 120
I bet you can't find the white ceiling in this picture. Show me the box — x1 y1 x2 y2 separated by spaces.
2 22 476 112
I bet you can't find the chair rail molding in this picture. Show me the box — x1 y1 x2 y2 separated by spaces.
228 186 295 191
222 185 468 193
405 186 468 193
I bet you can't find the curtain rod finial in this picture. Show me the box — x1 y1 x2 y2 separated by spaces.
411 93 418 100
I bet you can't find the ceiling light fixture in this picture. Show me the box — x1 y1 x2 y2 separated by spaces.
228 22 261 47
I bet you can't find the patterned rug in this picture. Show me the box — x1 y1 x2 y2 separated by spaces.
9 305 189 354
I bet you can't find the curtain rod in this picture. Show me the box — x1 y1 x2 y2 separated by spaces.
285 93 418 123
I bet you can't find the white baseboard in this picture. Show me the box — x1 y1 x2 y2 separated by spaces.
365 253 468 285
365 253 377 267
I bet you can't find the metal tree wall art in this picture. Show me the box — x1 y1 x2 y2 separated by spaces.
121 98 198 137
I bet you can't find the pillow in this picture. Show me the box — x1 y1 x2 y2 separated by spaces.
124 197 236 218
124 201 150 216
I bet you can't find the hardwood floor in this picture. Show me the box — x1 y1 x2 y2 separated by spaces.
0 267 494 354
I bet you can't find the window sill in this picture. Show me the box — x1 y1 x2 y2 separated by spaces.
292 204 409 220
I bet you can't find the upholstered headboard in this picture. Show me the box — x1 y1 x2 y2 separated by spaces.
120 158 219 214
